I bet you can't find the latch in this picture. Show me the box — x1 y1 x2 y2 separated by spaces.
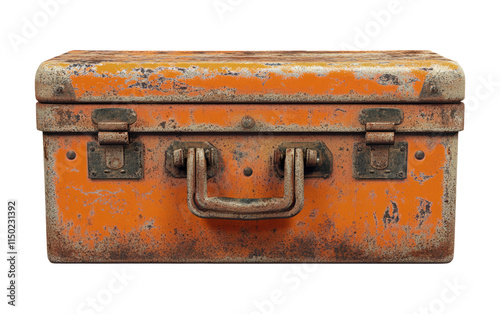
87 108 143 179
353 108 407 179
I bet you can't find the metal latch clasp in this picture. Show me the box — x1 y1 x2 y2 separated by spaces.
353 108 408 179
365 122 396 169
87 108 143 179
97 121 129 169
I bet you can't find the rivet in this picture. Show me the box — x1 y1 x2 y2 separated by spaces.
66 150 76 160
90 147 95 152
415 150 425 160
243 167 253 177
91 171 97 176
398 171 404 177
241 116 255 129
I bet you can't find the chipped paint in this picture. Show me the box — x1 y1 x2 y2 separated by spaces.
35 51 465 103
43 132 458 263
37 103 465 133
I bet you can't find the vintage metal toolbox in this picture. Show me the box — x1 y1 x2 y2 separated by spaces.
36 51 465 263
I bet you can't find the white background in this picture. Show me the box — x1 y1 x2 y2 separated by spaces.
0 0 498 313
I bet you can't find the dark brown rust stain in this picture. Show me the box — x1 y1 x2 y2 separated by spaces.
377 74 401 86
331 240 372 262
54 108 81 126
289 236 317 259
46 50 455 63
36 51 464 104
383 201 400 226
416 198 432 228
408 242 453 262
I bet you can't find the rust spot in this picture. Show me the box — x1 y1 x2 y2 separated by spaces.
383 201 400 226
416 198 432 227
377 74 401 86
35 50 465 103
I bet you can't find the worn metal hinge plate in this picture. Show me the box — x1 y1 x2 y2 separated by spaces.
353 142 407 179
87 142 143 179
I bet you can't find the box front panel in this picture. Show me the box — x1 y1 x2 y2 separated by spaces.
43 131 457 263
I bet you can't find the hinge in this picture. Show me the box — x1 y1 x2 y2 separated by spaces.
87 108 143 179
353 108 407 179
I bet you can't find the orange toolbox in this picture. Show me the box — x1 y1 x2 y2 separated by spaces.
36 51 464 262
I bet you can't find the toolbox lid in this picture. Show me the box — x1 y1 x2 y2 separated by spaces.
35 50 464 104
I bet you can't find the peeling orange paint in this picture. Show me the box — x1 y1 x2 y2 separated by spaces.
45 132 455 262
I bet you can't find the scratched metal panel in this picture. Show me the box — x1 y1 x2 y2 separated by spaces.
44 132 457 263
35 51 465 104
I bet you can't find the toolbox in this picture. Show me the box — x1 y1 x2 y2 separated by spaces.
36 51 464 262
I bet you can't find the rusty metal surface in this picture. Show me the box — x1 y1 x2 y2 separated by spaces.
365 132 395 145
98 132 129 145
274 142 332 178
305 149 320 167
35 51 465 103
366 122 396 132
187 148 305 220
353 142 408 179
36 103 464 133
369 145 391 170
97 122 128 131
43 131 458 263
87 141 143 180
165 141 219 178
37 52 463 262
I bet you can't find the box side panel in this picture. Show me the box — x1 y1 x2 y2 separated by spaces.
44 131 457 263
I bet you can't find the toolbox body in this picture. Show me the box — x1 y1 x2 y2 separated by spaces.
36 51 464 262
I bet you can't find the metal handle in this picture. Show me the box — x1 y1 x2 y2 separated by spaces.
187 148 304 220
